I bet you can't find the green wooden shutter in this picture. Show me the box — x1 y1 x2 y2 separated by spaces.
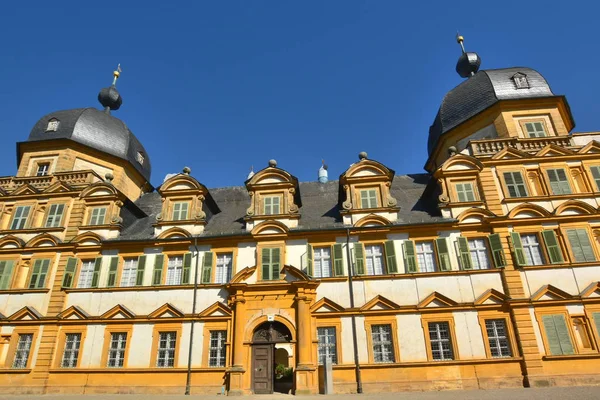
182 252 192 284
566 229 596 263
0 261 14 290
384 241 398 273
353 243 365 275
510 233 527 267
136 255 146 286
271 248 281 280
590 166 600 191
90 257 102 288
332 244 344 276
202 252 213 284
435 238 451 271
592 313 600 343
106 257 119 287
29 260 42 289
306 244 313 277
403 240 417 273
488 234 505 268
456 237 472 270
542 314 574 355
152 254 164 285
541 230 564 264
62 257 78 288
37 259 50 289
262 248 271 280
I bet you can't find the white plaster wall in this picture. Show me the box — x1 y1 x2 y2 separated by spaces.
453 311 486 359
0 293 50 317
237 242 257 281
316 281 352 308
80 324 105 368
470 273 505 298
522 268 581 297
178 322 191 368
355 316 368 363
574 266 600 292
339 317 357 364
386 233 408 274
1 326 14 335
529 307 546 355
286 239 307 271
362 279 418 306
129 324 153 367
567 304 584 315
141 247 163 286
396 314 427 361
65 288 226 316
30 326 43 368
439 230 461 271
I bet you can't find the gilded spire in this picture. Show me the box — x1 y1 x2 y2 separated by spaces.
456 33 466 54
112 64 122 86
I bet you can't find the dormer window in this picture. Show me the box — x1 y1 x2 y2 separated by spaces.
136 151 145 165
172 201 189 221
263 195 281 215
524 121 546 138
36 163 50 176
512 73 529 89
359 189 379 209
46 118 59 132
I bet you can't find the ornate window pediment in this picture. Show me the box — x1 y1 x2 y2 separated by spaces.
244 160 301 231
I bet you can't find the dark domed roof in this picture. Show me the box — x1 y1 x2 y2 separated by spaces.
427 67 555 155
26 108 151 181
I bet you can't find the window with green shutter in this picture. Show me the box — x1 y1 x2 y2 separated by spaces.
566 229 596 263
488 234 505 268
546 169 572 195
541 314 574 355
45 204 65 228
182 253 192 284
455 183 476 202
456 237 472 270
353 243 365 275
152 254 165 285
135 255 147 286
384 241 398 274
29 259 50 289
201 252 213 283
503 172 528 198
509 233 526 267
592 313 600 345
106 257 119 287
62 257 78 288
306 244 313 277
332 244 344 276
541 230 564 264
261 248 281 281
90 257 102 288
590 166 600 192
403 240 417 273
0 260 15 289
172 202 189 221
435 238 452 271
11 206 31 230
360 189 378 209
524 121 546 138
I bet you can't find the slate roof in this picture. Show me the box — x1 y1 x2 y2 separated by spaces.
427 67 556 155
23 108 151 181
117 173 449 241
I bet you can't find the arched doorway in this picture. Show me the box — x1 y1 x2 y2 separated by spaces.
251 321 293 394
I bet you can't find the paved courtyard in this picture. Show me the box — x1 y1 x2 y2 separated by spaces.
2 387 600 400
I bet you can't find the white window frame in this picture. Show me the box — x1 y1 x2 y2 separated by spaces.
36 163 50 177
172 201 189 221
455 182 476 202
166 256 183 285
89 207 107 225
468 239 490 270
208 330 227 367
120 258 138 287
524 121 546 138
77 260 96 289
156 331 176 368
365 244 385 275
215 253 233 284
263 196 281 215
416 241 437 272
485 319 512 358
521 234 545 266
317 327 337 364
10 206 31 230
360 189 378 209
428 322 454 361
503 172 528 198
107 332 127 367
371 324 395 363
45 204 65 228
61 333 82 368
313 247 332 278
12 334 33 369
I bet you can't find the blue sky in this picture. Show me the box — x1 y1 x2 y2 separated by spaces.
2 1 598 188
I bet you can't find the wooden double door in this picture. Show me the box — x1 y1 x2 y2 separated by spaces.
252 344 274 394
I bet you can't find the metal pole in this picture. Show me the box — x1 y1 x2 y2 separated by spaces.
346 228 363 394
185 236 201 395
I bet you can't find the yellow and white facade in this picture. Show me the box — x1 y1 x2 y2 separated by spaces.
0 58 600 395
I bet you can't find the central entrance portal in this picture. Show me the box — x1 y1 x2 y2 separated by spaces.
251 321 293 394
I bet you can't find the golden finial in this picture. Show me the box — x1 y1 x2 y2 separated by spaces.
112 64 122 86
456 32 466 54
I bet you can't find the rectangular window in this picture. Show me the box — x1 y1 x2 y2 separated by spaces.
36 163 50 176
61 333 82 368
541 314 574 355
0 260 15 290
360 189 378 209
263 196 280 215
107 332 127 367
521 234 545 265
317 327 337 364
45 204 65 228
28 259 50 289
77 260 96 289
371 324 395 363
89 207 107 225
209 330 227 367
547 168 571 195
524 121 546 138
313 247 332 278
566 229 596 263
215 253 233 284
485 319 512 358
503 172 528 198
590 166 600 191
166 256 183 285
455 182 476 202
172 201 189 221
156 331 176 368
365 244 385 275
429 322 454 361
468 239 491 270
12 334 33 369
261 247 281 281
120 258 138 287
416 241 437 272
10 206 31 230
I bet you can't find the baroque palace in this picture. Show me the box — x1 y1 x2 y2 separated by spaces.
1 39 600 396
